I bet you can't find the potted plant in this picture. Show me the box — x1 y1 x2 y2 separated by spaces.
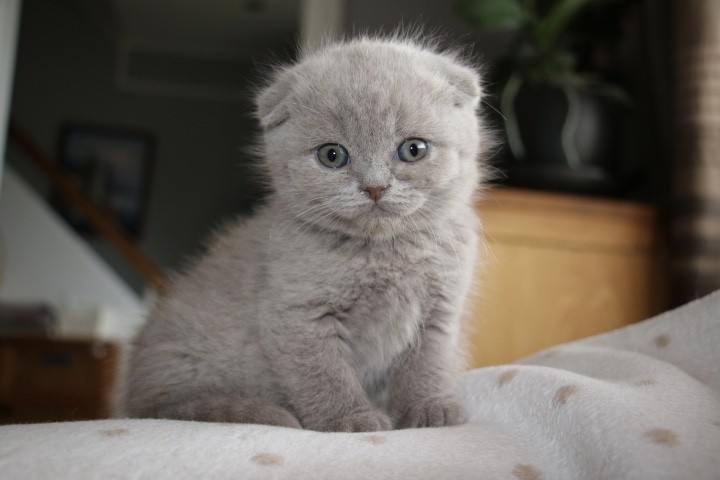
457 0 635 194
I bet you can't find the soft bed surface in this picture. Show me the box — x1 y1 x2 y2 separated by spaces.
2 292 719 479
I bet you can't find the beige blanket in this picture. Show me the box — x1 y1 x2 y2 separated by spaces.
1 291 719 479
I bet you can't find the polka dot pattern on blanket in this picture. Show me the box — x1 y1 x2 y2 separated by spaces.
251 453 284 467
100 428 129 437
654 334 671 348
511 463 544 480
552 385 579 407
643 429 680 447
497 369 519 387
361 435 387 445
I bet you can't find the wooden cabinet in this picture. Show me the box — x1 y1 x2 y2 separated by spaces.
466 188 667 368
0 337 119 423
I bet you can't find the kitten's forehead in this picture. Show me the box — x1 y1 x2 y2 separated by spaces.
304 43 444 100
287 42 455 142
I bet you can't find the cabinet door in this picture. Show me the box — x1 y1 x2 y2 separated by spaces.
466 241 662 367
465 188 667 368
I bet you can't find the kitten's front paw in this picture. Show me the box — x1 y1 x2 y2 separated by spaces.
396 396 467 429
324 409 392 433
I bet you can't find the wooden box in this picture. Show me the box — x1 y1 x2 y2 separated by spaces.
0 336 119 423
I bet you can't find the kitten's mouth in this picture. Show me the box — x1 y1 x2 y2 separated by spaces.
365 201 408 220
323 201 423 239
317 197 424 237
368 203 391 215
362 199 422 223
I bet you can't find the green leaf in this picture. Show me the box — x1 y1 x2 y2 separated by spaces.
533 0 593 52
456 0 530 30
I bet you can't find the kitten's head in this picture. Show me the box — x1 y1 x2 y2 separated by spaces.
255 37 489 239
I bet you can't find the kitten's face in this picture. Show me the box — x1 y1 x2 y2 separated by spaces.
258 40 485 239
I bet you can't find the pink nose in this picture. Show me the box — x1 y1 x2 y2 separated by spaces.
364 185 387 202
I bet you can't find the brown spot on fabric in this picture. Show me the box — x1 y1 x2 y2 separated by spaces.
654 334 671 348
362 435 387 445
512 464 544 480
497 369 519 387
644 429 680 446
251 453 284 466
634 379 658 387
100 428 129 437
712 421 720 428
552 385 579 407
539 350 558 361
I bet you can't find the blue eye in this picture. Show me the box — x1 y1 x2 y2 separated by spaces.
397 138 428 162
317 144 349 168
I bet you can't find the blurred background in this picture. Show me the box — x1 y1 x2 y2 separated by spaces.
0 0 718 422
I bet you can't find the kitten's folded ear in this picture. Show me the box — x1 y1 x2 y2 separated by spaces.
433 56 483 108
256 68 294 130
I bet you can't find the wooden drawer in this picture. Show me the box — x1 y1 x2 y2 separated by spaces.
466 188 668 367
0 337 119 423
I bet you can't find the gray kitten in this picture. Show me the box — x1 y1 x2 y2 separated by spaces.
121 36 489 432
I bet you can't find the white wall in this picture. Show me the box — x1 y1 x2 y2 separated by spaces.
0 167 146 339
0 0 22 187
8 0 279 290
0 0 145 339
0 1 146 339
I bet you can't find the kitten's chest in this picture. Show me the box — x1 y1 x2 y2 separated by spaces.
269 233 464 378
341 254 424 331
327 246 431 378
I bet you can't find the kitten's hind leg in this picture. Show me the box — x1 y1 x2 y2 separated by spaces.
156 396 302 428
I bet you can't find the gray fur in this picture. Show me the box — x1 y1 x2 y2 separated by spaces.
121 36 490 432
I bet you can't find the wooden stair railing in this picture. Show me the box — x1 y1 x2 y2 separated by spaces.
7 121 168 294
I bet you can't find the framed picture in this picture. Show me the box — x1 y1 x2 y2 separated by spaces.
55 123 155 237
